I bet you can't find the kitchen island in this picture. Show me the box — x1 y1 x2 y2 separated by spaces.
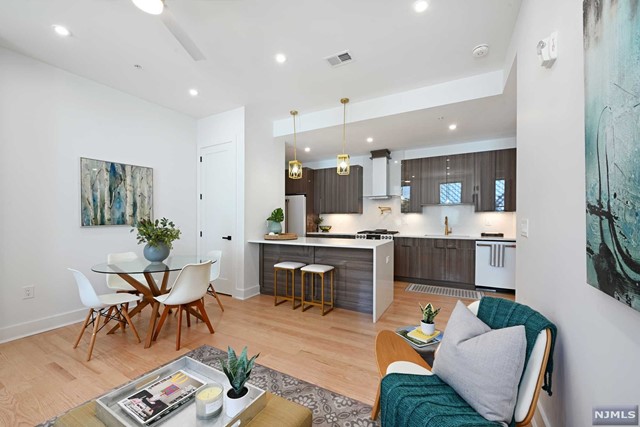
248 237 394 322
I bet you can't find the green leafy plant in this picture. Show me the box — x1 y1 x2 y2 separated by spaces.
419 303 441 324
220 346 260 397
131 217 181 249
313 216 324 225
266 208 284 223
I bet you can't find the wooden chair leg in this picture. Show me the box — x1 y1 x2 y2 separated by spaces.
153 306 171 341
74 310 92 349
86 309 101 361
371 384 381 420
196 299 215 334
121 305 141 343
186 306 191 328
103 307 114 326
176 306 183 351
209 284 225 312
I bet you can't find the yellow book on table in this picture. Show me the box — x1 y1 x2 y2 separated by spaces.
407 327 441 343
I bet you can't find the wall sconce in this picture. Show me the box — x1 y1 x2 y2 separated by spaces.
378 206 392 215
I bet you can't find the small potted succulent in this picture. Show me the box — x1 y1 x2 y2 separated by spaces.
220 346 259 417
266 208 284 234
131 217 181 263
419 302 441 335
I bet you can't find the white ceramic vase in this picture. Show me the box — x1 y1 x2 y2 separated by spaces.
224 388 251 418
421 321 435 335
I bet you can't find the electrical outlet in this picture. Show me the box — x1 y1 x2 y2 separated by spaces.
23 286 35 299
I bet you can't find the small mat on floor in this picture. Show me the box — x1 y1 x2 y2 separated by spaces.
406 283 484 300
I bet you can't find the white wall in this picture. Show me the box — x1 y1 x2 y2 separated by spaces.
0 47 197 342
511 1 640 426
305 137 517 237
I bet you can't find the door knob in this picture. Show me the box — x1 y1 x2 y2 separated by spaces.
222 236 232 241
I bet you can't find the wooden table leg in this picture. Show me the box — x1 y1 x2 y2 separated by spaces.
145 301 160 348
107 299 149 335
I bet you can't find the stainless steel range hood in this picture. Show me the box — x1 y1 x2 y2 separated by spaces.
368 149 392 200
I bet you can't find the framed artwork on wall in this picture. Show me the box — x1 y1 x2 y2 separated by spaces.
584 0 640 312
80 157 153 226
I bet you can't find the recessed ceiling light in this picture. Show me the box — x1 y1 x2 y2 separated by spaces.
275 53 287 64
413 0 429 13
304 147 311 152
52 25 71 37
131 0 164 15
394 160 398 164
449 124 457 130
189 88 199 97
366 137 374 143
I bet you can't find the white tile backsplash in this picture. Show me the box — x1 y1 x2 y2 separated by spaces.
318 197 516 238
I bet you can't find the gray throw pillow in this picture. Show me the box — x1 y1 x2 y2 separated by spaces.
432 300 526 424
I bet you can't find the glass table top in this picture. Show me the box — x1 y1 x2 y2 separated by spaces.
91 255 210 274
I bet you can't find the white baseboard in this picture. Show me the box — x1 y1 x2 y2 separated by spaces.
235 284 260 300
0 308 86 344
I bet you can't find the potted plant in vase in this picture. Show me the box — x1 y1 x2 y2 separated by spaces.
419 302 441 335
220 346 259 417
132 217 181 263
266 208 284 234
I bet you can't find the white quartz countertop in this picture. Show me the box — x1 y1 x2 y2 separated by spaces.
248 237 392 249
397 234 516 241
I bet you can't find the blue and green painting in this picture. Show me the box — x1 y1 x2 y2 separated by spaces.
584 0 640 312
80 158 153 226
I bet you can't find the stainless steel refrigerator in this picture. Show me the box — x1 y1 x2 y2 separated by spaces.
285 195 306 236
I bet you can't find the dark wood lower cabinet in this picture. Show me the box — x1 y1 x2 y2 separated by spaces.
394 238 475 287
259 244 373 314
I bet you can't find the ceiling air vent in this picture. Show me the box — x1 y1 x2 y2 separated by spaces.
325 50 354 67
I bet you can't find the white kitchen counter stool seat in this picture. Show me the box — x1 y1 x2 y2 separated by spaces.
300 264 335 316
274 261 306 309
69 268 142 361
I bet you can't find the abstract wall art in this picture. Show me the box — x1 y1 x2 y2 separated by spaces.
584 0 640 312
80 157 153 226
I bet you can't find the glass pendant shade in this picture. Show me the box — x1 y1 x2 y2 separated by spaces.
289 159 303 179
337 154 350 175
287 110 303 180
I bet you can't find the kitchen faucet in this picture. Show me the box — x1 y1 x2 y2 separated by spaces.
444 216 452 236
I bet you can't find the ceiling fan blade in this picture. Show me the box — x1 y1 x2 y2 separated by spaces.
160 7 206 61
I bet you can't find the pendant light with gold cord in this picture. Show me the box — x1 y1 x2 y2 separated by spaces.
337 98 350 175
288 110 303 180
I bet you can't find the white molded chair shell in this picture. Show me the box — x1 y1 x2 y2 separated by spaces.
106 252 147 291
69 269 103 308
207 250 222 282
155 261 212 306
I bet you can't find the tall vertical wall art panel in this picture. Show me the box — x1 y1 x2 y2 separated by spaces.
584 0 640 312
80 158 153 226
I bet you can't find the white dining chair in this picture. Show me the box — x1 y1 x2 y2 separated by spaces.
106 252 147 292
152 261 214 350
69 268 142 361
206 250 225 311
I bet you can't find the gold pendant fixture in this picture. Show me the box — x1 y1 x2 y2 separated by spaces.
288 110 303 180
337 98 350 175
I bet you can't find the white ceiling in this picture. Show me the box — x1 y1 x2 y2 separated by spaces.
281 69 517 162
0 0 521 120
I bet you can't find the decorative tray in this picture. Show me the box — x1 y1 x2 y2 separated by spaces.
263 233 298 240
95 356 266 427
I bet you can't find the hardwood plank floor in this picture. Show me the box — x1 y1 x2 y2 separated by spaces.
0 281 513 426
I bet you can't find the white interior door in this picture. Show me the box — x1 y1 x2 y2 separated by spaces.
200 142 236 295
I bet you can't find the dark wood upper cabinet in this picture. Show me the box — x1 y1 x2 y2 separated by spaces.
420 156 444 205
285 167 314 195
400 159 423 213
313 165 363 214
474 148 516 212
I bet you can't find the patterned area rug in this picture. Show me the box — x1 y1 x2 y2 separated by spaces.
406 283 484 300
39 345 378 427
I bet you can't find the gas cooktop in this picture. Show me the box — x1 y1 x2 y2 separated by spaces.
357 229 399 235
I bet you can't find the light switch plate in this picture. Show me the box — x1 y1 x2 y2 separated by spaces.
520 219 529 238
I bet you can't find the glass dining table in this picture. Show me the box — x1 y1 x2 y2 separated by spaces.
91 256 209 348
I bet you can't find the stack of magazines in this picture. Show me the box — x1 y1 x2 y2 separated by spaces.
395 326 443 348
118 370 205 425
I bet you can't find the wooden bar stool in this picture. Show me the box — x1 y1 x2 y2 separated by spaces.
300 264 335 315
274 262 306 309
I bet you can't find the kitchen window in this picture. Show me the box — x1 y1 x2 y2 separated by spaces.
439 182 462 204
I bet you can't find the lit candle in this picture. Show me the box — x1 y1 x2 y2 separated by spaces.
195 383 223 419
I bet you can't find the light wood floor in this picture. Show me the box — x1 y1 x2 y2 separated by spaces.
0 282 514 426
